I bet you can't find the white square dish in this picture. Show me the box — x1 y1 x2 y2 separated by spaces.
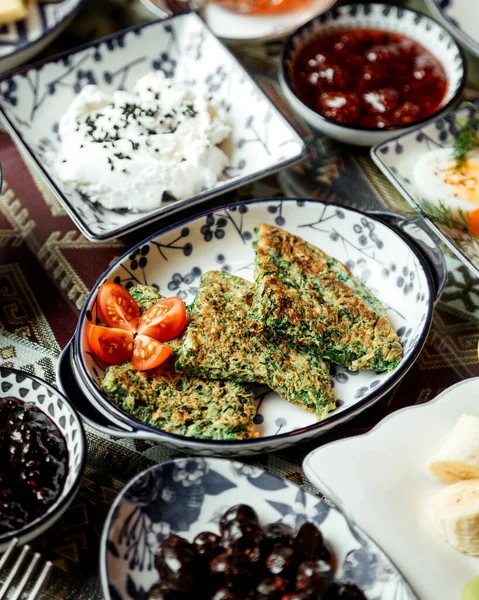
303 378 479 600
0 13 306 241
371 103 479 277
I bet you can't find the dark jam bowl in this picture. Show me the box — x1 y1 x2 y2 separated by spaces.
279 2 466 147
0 367 86 551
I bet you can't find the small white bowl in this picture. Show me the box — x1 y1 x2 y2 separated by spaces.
279 2 467 146
0 367 87 552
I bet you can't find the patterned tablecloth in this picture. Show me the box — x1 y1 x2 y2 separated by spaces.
1 0 479 597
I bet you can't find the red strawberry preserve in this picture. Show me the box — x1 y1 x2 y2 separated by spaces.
0 397 68 534
290 28 448 128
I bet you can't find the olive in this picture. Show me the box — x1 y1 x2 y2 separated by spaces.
256 576 290 600
316 541 332 565
147 582 176 600
211 587 240 600
154 535 198 593
219 504 259 532
158 534 189 548
209 550 254 591
193 531 224 561
295 523 324 560
280 590 317 600
265 544 297 578
221 519 263 552
326 582 367 599
296 559 333 595
262 523 295 552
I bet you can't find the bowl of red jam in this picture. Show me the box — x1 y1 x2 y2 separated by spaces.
0 367 86 551
280 3 466 146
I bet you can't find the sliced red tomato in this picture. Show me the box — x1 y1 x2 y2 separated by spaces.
132 334 172 371
97 282 140 333
87 324 134 365
137 297 187 342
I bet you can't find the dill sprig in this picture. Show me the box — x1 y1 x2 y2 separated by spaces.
416 197 471 231
452 103 479 168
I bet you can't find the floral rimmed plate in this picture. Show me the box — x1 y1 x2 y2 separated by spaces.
303 377 479 600
0 13 305 242
0 0 87 74
100 457 418 599
425 0 479 58
62 198 441 456
371 103 479 278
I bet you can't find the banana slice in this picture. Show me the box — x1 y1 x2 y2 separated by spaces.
429 414 479 483
429 479 479 556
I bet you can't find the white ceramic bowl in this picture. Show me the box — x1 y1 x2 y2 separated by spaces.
141 0 339 44
59 198 444 456
0 366 87 552
279 2 466 146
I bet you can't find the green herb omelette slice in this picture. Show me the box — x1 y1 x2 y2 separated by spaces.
175 270 336 420
101 285 257 440
250 224 403 372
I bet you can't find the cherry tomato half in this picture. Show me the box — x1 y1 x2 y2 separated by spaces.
87 324 134 365
137 297 187 342
132 334 173 371
97 283 140 333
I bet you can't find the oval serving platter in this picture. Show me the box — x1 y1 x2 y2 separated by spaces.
100 457 418 599
70 198 436 455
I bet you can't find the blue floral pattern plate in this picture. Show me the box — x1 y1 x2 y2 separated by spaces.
0 13 305 241
100 458 418 599
68 198 437 455
371 103 479 278
426 0 479 58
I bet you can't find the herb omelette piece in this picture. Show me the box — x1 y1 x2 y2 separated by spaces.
101 360 256 440
129 284 163 312
175 271 336 420
100 285 257 440
251 224 403 372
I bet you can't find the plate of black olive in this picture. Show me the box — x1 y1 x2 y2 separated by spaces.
0 366 87 551
100 458 418 600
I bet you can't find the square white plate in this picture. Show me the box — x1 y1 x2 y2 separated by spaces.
371 103 479 278
0 13 306 241
303 377 479 600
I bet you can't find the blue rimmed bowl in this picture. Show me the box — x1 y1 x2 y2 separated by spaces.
57 198 445 456
100 457 418 599
279 2 466 146
0 366 87 552
0 0 87 74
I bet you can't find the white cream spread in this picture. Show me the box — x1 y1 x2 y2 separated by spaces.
54 71 231 212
